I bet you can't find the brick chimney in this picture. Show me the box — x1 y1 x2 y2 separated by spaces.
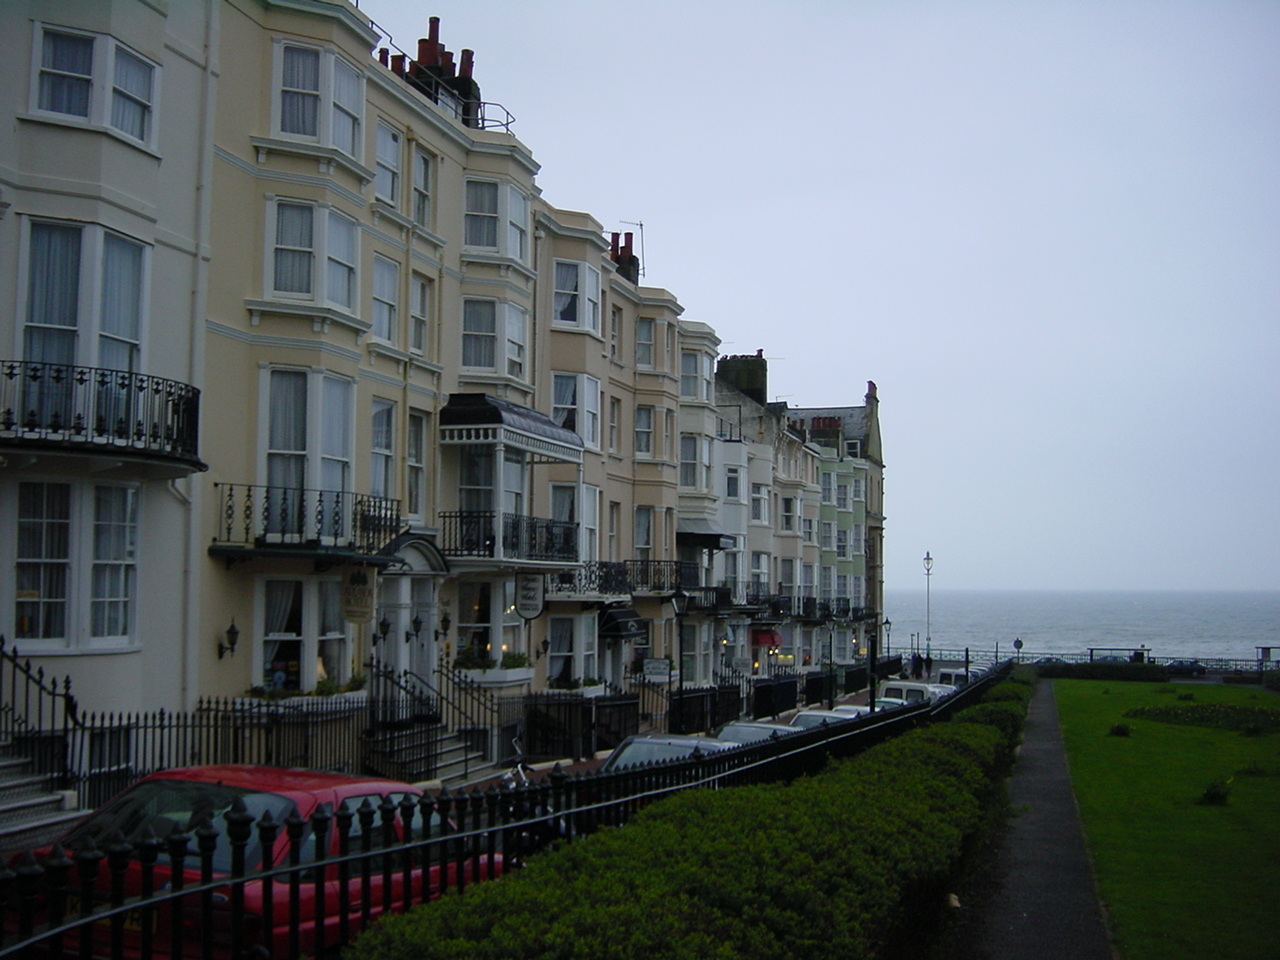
717 350 768 406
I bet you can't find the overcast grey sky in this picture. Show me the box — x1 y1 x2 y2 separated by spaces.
361 0 1280 593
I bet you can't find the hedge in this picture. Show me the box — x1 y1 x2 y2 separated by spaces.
1035 661 1168 682
348 687 1030 960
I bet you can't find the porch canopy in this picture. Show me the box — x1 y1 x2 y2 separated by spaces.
598 607 647 641
440 393 583 464
676 517 735 550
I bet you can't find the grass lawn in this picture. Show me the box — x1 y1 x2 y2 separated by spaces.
1054 679 1280 960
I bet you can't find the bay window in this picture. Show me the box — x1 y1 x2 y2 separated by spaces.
410 274 431 354
635 318 654 367
33 26 157 147
412 148 432 227
9 480 138 650
374 122 400 204
553 260 601 334
461 299 527 379
634 406 653 455
406 411 427 518
270 200 358 311
552 374 600 448
265 367 353 525
464 180 529 262
261 577 348 692
276 42 361 157
371 399 394 499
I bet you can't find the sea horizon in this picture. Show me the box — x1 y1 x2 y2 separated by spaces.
881 587 1279 662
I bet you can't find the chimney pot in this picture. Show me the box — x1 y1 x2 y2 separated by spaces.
391 53 406 76
460 49 474 78
378 48 390 67
610 233 620 260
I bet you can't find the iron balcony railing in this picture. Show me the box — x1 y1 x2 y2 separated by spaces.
436 511 578 563
625 560 699 595
0 360 202 469
212 484 401 559
547 561 631 598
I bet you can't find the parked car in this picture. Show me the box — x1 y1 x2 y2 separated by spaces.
1165 659 1208 677
879 681 957 703
7 765 505 959
713 720 795 744
871 697 911 710
599 734 737 772
1093 655 1129 664
789 709 861 729
828 704 872 718
1034 656 1066 664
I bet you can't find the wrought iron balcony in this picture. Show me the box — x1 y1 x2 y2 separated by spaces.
0 360 203 471
625 560 699 595
437 511 578 563
547 561 630 598
210 484 402 562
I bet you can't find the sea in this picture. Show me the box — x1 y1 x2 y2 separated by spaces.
881 589 1280 665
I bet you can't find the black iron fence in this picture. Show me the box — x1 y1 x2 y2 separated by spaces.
0 665 1009 960
436 512 577 562
211 484 401 558
0 360 202 469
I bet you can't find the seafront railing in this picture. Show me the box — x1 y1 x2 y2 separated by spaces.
912 648 1269 675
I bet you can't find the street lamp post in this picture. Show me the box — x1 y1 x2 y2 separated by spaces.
668 588 690 734
923 552 933 657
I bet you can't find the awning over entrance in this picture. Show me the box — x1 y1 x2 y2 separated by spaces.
439 393 584 463
676 517 735 550
599 607 648 641
752 629 782 647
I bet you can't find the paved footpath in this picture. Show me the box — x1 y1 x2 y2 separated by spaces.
946 680 1117 960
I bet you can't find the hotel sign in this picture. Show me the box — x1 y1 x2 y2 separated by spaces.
515 573 545 620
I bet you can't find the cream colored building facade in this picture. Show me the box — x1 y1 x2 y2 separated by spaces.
2 0 886 725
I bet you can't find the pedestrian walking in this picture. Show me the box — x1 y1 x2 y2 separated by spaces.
924 653 933 678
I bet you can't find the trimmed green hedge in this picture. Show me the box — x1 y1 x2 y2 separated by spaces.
348 685 1030 960
1036 661 1168 682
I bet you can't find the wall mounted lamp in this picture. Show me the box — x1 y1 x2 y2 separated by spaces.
406 614 424 644
434 613 451 643
218 620 239 659
375 615 392 645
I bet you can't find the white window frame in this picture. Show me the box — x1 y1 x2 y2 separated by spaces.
374 121 401 205
553 260 601 334
262 367 354 495
780 497 796 532
837 483 850 510
852 523 865 555
750 484 769 524
836 528 849 558
680 351 699 398
268 199 359 312
410 273 431 355
371 398 394 500
20 217 150 372
552 373 600 448
821 522 834 551
608 397 620 453
406 410 427 519
505 303 527 380
634 406 653 456
634 506 653 562
821 472 834 504
464 180 529 262
679 435 697 488
635 318 654 368
273 41 362 158
412 147 432 228
802 517 815 543
30 24 160 149
7 479 140 651
725 466 741 501
371 255 398 342
461 298 497 370
852 476 866 501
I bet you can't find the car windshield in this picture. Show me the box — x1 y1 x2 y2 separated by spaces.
716 725 782 743
608 741 717 769
59 779 296 873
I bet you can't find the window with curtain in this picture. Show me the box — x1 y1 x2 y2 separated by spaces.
506 186 528 261
462 299 496 368
280 46 320 136
680 352 699 398
552 374 598 447
548 617 574 685
634 506 653 562
410 274 431 354
375 122 400 203
679 435 697 487
505 304 527 379
412 149 431 227
90 486 136 639
406 411 427 517
635 318 654 367
552 375 577 432
372 256 398 341
553 261 601 332
326 211 357 309
634 405 653 455
25 221 81 367
33 27 157 146
273 203 314 296
371 399 394 499
277 43 360 156
13 481 140 650
464 181 498 247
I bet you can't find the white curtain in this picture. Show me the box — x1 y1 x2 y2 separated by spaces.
552 375 577 429
554 262 578 323
280 46 319 136
331 59 361 155
325 213 356 308
265 580 300 634
111 49 152 139
274 203 313 294
40 32 93 117
461 300 496 367
464 182 498 247
26 222 81 363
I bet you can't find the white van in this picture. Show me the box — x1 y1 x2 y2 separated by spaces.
879 681 958 703
936 668 977 688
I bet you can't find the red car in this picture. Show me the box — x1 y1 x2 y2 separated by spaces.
7 765 506 958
